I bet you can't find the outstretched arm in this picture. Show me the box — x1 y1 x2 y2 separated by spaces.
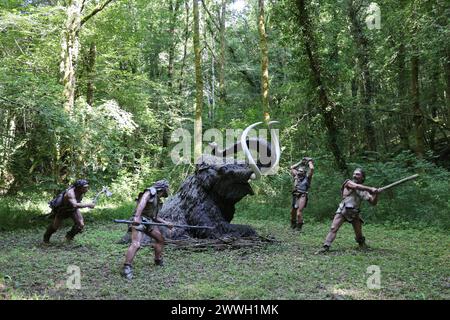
67 190 95 209
345 181 379 205
290 160 303 170
345 180 377 194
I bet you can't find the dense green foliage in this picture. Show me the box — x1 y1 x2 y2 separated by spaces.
0 1 449 224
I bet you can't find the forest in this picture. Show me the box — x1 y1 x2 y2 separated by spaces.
0 0 449 300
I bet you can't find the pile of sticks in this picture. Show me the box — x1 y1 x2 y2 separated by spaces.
164 235 277 251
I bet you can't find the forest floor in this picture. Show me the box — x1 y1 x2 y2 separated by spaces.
0 215 449 300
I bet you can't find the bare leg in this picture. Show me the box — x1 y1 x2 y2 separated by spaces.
290 207 297 228
149 227 164 263
290 194 297 228
43 214 63 243
121 228 143 279
66 209 85 240
351 218 366 247
324 214 346 247
124 228 143 265
296 195 307 226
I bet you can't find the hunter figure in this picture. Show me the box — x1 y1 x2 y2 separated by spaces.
290 157 314 231
316 168 380 253
43 179 95 243
122 180 173 280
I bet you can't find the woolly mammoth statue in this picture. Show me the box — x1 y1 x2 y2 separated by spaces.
157 121 281 239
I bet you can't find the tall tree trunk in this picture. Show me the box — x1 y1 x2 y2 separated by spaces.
410 4 425 158
0 110 14 188
445 48 450 123
429 63 440 150
60 0 84 113
168 0 181 90
218 0 226 101
201 2 212 123
209 38 216 123
347 0 377 151
86 41 96 106
60 0 114 113
411 48 425 157
258 0 270 122
397 40 411 149
295 0 347 173
193 0 203 161
179 0 190 95
351 75 358 105
163 0 182 157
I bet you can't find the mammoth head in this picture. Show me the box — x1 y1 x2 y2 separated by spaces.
196 156 254 200
208 121 281 180
195 157 255 223
194 122 280 222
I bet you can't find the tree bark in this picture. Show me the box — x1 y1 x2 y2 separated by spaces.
168 0 181 90
410 4 425 158
159 0 182 168
396 40 411 149
60 0 84 113
218 0 226 101
411 48 425 157
445 48 450 123
258 0 270 122
60 0 114 113
295 0 347 173
429 62 440 151
178 0 190 94
193 0 204 161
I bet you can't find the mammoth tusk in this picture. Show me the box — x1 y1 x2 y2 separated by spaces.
241 121 281 178
267 121 281 175
241 122 262 179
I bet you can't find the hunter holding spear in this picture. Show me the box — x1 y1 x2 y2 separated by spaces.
316 168 418 253
316 168 378 253
122 180 173 280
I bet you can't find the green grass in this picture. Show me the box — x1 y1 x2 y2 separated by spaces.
0 215 448 300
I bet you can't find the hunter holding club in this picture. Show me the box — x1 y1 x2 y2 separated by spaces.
316 168 379 254
43 179 96 243
122 180 173 280
290 157 314 231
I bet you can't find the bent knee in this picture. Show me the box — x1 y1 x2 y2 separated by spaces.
330 225 339 233
131 241 141 249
